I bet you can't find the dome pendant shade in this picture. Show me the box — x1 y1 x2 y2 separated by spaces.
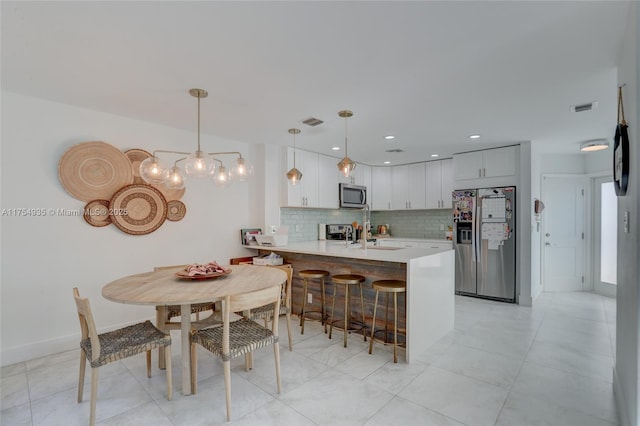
337 156 356 178
139 156 167 184
286 128 303 185
337 110 356 178
163 166 186 190
286 167 303 186
185 150 215 177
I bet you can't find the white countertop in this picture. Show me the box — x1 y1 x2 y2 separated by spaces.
245 240 451 263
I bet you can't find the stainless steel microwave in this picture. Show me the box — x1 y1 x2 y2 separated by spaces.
339 183 367 208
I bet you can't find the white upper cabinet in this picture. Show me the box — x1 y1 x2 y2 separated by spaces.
284 147 318 207
351 163 371 191
453 146 517 181
317 154 345 208
391 163 426 210
425 159 454 209
371 167 392 210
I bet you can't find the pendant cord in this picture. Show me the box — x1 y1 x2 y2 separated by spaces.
344 116 348 157
618 86 626 126
197 93 202 151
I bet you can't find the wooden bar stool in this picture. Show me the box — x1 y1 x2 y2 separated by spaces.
299 269 330 334
329 274 367 347
368 279 406 363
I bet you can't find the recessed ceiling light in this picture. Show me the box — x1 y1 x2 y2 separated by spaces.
469 134 481 139
331 146 340 151
431 154 439 158
383 161 391 164
384 135 395 140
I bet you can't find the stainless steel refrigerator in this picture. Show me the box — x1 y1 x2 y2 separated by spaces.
452 187 516 303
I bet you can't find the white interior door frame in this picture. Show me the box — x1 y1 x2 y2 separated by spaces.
591 173 617 297
541 174 590 292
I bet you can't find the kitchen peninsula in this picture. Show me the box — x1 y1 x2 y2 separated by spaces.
248 241 454 362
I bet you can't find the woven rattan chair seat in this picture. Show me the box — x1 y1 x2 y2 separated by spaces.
164 302 215 320
247 302 290 320
191 318 278 362
80 320 171 368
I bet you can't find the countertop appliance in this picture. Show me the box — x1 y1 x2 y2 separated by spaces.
452 186 516 303
339 183 367 208
326 224 353 240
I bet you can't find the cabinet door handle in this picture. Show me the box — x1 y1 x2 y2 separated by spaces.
483 167 486 177
478 168 482 178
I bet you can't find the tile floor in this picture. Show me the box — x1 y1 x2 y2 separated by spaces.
1 292 619 425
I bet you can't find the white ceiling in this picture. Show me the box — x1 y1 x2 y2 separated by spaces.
1 1 630 166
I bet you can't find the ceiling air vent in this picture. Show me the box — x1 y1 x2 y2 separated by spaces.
571 101 598 113
385 149 404 153
302 117 324 127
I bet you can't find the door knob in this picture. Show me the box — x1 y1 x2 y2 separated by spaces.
545 242 550 246
545 233 550 237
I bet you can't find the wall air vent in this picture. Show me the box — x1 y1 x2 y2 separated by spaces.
571 101 598 113
302 117 324 126
385 149 404 153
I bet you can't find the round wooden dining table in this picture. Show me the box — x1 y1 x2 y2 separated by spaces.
102 264 287 395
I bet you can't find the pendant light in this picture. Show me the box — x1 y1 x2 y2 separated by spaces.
286 128 303 186
183 89 215 178
337 110 356 178
138 88 253 189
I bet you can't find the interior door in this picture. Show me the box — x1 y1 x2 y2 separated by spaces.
542 176 587 292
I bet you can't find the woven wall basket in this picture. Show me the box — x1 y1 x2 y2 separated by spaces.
58 141 134 202
109 184 168 235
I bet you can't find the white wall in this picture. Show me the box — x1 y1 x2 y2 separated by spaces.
613 2 639 424
0 92 259 365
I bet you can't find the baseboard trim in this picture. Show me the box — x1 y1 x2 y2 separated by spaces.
613 365 632 426
1 317 153 367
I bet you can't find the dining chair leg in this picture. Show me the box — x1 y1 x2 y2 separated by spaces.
274 341 282 394
300 278 308 333
156 306 167 370
393 292 399 363
286 311 293 351
224 360 232 422
89 367 99 426
77 353 86 402
164 346 172 400
190 342 198 395
343 284 350 348
321 278 327 333
146 350 152 378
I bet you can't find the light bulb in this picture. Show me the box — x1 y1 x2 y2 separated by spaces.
163 166 186 190
139 156 167 184
213 165 231 187
231 157 254 182
185 150 215 178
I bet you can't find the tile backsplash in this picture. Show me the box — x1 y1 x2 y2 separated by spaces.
280 208 453 242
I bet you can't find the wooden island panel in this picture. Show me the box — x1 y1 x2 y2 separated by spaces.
257 249 407 338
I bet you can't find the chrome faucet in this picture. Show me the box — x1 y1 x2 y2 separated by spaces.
362 204 370 249
344 226 352 248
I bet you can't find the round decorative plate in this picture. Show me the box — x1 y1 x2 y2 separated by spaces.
58 141 134 202
109 184 167 235
167 200 187 221
83 199 112 227
124 149 152 184
151 183 185 202
175 269 232 280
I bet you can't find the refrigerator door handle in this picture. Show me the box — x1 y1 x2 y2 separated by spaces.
474 195 480 263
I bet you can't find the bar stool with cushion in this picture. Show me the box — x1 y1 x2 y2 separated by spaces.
298 269 330 334
328 274 367 347
368 279 406 363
